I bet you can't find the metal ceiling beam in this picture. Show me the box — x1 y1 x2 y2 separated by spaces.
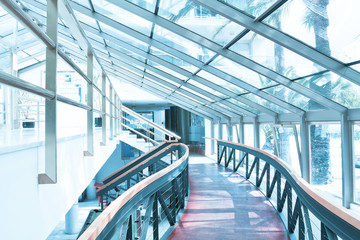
68 1 303 115
193 0 360 86
93 47 253 118
105 66 227 120
101 62 236 119
86 33 278 117
105 0 346 113
88 39 260 118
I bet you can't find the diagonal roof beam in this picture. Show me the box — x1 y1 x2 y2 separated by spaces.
68 0 303 115
88 38 268 117
106 0 346 113
193 0 360 87
105 66 230 120
92 45 256 118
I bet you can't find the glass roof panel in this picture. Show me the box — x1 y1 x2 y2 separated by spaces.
98 22 149 52
72 11 98 29
181 85 213 102
197 70 245 94
210 56 277 89
297 72 360 109
144 77 175 92
0 52 11 74
264 0 360 63
153 25 216 63
148 60 188 81
219 0 278 18
214 102 238 116
145 68 181 87
263 85 310 111
187 79 226 98
230 31 325 78
227 98 261 115
105 41 147 63
127 0 157 12
158 0 246 46
92 0 152 36
150 46 199 73
242 93 289 114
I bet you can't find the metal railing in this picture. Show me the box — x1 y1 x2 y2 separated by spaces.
78 143 189 240
122 105 181 141
206 137 360 240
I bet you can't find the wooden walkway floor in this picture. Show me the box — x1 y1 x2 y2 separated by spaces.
168 156 289 240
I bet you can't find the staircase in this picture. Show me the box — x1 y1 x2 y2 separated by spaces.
118 130 154 153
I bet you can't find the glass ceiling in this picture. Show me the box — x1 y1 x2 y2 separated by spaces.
1 0 360 120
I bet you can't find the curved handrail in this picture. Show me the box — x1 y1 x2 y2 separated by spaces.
78 143 189 240
205 137 360 239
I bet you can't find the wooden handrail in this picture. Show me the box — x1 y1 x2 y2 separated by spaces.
78 143 189 240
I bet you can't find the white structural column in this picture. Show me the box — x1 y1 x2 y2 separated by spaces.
85 52 94 156
239 117 244 144
300 115 310 182
39 0 58 184
218 121 223 140
114 94 117 137
254 117 260 148
227 122 233 141
101 73 106 145
119 98 122 135
109 84 113 140
210 120 215 155
341 111 353 208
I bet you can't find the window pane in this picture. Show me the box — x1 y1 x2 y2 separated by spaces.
159 0 245 46
244 124 254 147
310 123 342 198
260 124 274 155
264 0 360 62
354 124 360 203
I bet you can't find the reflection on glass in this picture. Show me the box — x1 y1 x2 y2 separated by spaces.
219 0 278 18
230 31 325 77
260 124 274 155
197 70 245 94
298 72 360 109
210 56 277 89
153 25 215 63
263 85 310 111
310 123 342 198
159 0 245 46
273 126 301 175
354 124 360 203
150 46 198 73
264 0 360 62
92 0 153 36
242 93 288 114
127 0 157 12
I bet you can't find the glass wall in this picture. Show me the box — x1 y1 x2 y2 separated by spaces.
260 123 274 154
353 124 360 203
310 123 342 198
244 124 254 147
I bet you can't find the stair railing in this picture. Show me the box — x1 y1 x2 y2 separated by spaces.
122 105 181 141
78 143 189 240
120 122 159 146
206 137 360 240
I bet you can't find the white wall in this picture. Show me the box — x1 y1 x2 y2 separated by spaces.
0 133 118 240
153 110 165 141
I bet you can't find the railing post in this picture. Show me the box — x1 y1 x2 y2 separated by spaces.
101 73 106 145
153 193 159 240
39 0 58 184
341 111 353 208
84 52 94 156
110 84 113 141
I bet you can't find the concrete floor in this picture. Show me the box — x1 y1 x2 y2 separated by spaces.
47 200 100 240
